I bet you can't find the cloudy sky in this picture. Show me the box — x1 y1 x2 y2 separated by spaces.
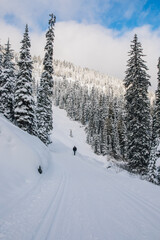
0 0 160 89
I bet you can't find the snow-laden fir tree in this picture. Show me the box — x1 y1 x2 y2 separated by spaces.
66 83 75 119
0 44 3 112
117 102 127 160
97 94 108 155
86 87 98 147
0 44 3 72
80 87 89 125
105 100 114 155
153 57 160 139
0 40 15 121
148 58 160 183
14 25 36 135
148 138 159 184
37 14 56 145
124 34 151 175
112 98 121 158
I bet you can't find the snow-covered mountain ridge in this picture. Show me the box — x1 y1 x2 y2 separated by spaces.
12 50 154 100
32 55 155 100
32 55 125 96
1 45 155 99
10 50 124 96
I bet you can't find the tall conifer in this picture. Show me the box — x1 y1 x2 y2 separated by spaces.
148 58 160 183
124 34 151 175
14 25 36 135
0 44 3 91
153 57 160 139
37 14 56 145
0 40 15 121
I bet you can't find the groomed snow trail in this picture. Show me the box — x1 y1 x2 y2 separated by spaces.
1 106 160 240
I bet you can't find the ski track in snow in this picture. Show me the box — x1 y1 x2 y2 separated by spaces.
1 106 160 240
0 161 65 240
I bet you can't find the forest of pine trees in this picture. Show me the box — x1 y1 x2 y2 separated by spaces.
52 34 160 184
0 14 56 145
0 16 160 184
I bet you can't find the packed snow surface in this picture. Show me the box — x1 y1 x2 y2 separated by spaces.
0 107 160 240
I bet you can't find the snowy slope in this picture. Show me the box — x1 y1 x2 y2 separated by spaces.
0 114 50 212
0 107 160 240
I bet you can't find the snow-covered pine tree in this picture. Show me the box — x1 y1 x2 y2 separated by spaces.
86 87 98 147
153 57 160 139
80 87 89 125
124 34 151 175
36 14 56 145
74 83 82 121
14 25 36 135
112 98 121 159
98 94 108 155
148 57 160 183
0 44 3 73
148 138 159 184
59 78 68 109
0 44 3 113
117 102 127 160
66 82 75 119
105 99 114 155
0 40 15 121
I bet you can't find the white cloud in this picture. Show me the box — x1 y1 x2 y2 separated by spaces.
54 21 160 90
0 20 22 50
0 17 160 90
0 19 45 57
0 0 111 29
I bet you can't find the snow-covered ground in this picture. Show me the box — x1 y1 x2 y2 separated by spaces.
0 107 160 240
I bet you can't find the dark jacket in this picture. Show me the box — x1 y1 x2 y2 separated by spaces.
73 146 77 152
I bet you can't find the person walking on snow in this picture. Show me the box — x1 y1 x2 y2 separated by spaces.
73 146 77 155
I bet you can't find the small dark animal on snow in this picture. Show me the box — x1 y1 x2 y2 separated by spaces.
38 165 42 174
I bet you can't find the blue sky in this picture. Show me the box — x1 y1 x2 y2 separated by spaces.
1 0 160 32
0 0 160 89
102 0 160 31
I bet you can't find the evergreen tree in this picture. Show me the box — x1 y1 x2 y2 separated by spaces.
153 57 160 139
14 25 36 135
148 138 159 184
148 58 160 183
37 14 56 145
66 83 75 119
157 166 160 185
124 34 151 175
86 87 98 147
99 94 108 155
151 101 156 143
0 44 3 75
118 105 127 159
0 40 15 121
112 98 121 158
80 87 89 125
105 100 114 155
0 44 4 113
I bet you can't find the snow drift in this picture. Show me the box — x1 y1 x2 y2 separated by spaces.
0 114 50 208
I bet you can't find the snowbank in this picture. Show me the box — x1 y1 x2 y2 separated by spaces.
0 114 51 207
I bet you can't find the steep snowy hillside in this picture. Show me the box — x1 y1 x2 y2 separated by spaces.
32 56 125 96
0 107 160 240
0 114 50 211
